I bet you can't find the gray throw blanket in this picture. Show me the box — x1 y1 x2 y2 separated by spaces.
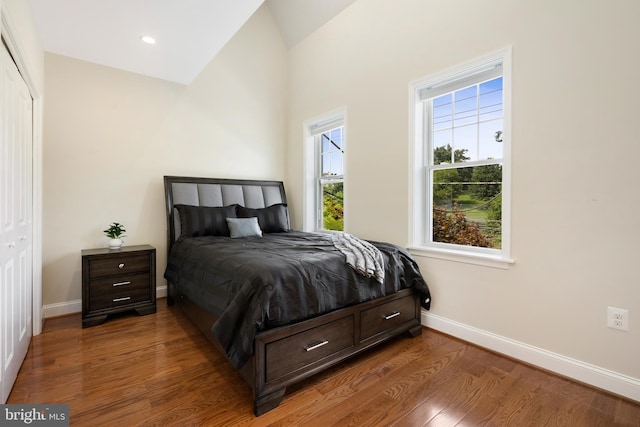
331 232 385 283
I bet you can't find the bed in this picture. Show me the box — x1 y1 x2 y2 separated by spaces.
163 176 431 415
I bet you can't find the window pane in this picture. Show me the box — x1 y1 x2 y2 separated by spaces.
479 77 503 160
453 124 477 161
432 164 502 249
454 86 477 127
321 145 343 176
330 128 343 149
433 141 470 165
479 77 503 122
433 130 453 164
330 151 343 175
479 118 503 160
321 128 344 176
433 94 452 131
322 151 331 175
433 77 503 164
322 181 343 231
322 137 331 152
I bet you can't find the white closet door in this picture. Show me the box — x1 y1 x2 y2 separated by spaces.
0 40 33 404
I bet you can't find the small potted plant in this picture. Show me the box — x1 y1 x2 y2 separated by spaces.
104 222 126 249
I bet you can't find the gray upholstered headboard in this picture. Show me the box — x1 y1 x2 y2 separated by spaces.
163 176 287 250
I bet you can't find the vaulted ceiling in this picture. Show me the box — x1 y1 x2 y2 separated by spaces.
28 0 356 85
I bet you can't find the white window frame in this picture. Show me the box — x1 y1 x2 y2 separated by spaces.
408 48 514 268
303 109 346 232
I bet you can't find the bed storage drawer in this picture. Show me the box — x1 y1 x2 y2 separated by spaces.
360 294 417 341
265 315 355 382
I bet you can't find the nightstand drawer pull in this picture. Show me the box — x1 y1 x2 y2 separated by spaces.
304 340 329 352
112 281 131 287
113 297 131 302
383 311 400 320
118 263 125 269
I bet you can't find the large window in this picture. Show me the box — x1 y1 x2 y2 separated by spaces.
305 112 345 232
410 49 512 267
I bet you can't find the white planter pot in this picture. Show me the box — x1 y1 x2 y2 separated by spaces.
108 238 123 249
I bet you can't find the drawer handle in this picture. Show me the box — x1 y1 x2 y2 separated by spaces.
304 340 329 352
112 281 131 287
113 297 131 302
118 263 125 269
383 311 400 320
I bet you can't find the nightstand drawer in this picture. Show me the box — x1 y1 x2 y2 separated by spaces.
90 285 153 311
88 254 150 278
360 294 416 341
88 272 150 296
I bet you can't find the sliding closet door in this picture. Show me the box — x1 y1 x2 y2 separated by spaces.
0 40 33 404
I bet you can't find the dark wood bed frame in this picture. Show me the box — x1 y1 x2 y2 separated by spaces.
163 176 423 416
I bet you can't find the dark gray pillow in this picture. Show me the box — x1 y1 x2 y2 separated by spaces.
226 217 262 238
236 203 290 233
175 204 237 238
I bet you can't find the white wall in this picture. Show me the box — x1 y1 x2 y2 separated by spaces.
41 5 287 311
3 0 44 91
285 0 640 397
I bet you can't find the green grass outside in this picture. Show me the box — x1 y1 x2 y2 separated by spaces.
451 194 502 249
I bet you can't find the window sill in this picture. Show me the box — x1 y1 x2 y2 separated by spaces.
407 245 515 269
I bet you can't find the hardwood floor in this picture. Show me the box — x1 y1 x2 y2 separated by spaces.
8 300 640 426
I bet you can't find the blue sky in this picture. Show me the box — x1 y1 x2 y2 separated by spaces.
432 77 503 163
321 126 344 176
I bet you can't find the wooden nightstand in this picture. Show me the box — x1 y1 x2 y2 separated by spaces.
81 244 156 328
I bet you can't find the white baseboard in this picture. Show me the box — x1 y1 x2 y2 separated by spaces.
42 299 82 318
422 310 640 403
156 285 167 299
42 286 168 319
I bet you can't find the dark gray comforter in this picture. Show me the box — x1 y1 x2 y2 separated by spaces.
164 231 430 369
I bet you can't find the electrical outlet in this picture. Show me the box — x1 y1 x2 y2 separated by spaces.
607 307 629 331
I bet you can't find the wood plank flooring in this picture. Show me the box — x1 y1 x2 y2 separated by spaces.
8 300 640 426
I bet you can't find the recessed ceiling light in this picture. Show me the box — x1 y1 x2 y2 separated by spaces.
140 36 156 45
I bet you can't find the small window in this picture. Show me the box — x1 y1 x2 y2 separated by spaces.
318 125 344 231
305 111 345 232
410 49 512 267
